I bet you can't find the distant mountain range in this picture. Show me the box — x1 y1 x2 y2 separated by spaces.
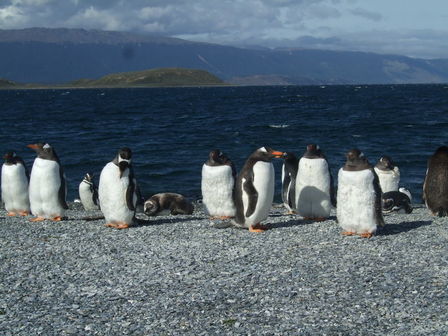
1 27 448 85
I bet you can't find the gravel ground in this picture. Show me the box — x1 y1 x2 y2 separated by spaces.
1 202 447 335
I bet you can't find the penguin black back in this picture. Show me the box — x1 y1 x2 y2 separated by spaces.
423 146 448 216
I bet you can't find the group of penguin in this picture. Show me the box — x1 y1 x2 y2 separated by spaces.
1 143 447 237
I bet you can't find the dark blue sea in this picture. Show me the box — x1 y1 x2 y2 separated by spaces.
1 84 448 204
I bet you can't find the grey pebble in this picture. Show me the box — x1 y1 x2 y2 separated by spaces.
0 203 447 335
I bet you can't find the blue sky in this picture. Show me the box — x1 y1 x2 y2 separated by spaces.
0 0 447 59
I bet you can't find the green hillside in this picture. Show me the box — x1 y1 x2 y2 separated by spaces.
71 68 225 87
0 78 16 88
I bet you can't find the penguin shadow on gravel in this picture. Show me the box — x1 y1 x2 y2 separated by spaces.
133 215 204 227
269 215 337 229
378 220 432 236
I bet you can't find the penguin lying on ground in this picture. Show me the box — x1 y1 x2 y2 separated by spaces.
78 172 100 210
1 151 30 216
281 152 298 214
374 156 400 193
201 149 236 219
28 143 68 221
98 147 138 229
295 144 335 220
337 149 384 238
382 187 413 214
144 193 194 216
233 146 285 232
423 146 448 217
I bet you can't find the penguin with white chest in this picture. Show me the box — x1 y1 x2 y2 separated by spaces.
423 146 448 217
233 147 285 232
28 143 68 221
78 172 99 210
1 151 30 216
295 144 335 220
374 156 400 193
201 149 236 219
337 149 384 238
98 147 138 229
281 152 298 214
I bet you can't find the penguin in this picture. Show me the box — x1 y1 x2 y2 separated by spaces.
281 152 298 214
98 147 138 229
295 144 335 220
423 146 448 216
1 151 30 216
233 146 285 232
201 149 236 219
78 172 100 210
336 149 384 238
27 143 68 221
374 156 400 193
382 187 413 214
144 193 194 216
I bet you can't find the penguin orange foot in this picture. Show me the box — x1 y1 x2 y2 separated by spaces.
105 222 130 229
19 211 30 216
359 232 374 238
52 216 63 221
286 211 297 215
342 231 356 236
7 212 17 216
249 223 269 233
30 217 45 222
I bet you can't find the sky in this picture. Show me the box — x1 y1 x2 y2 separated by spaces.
0 0 447 59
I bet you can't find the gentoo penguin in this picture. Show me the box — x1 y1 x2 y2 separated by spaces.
98 147 138 229
337 149 384 238
1 151 30 216
201 149 236 219
423 146 448 216
233 146 285 232
382 187 413 214
281 152 298 214
78 173 99 210
295 144 335 220
28 143 68 221
374 156 400 193
144 193 194 216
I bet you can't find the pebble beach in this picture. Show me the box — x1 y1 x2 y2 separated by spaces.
1 202 447 335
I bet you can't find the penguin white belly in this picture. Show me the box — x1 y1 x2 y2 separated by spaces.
99 162 134 224
1 164 30 213
337 169 377 234
29 158 65 218
201 164 235 217
374 167 400 193
281 165 294 212
242 161 274 226
295 158 331 218
79 182 99 210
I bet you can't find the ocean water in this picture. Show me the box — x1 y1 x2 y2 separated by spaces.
1 84 448 204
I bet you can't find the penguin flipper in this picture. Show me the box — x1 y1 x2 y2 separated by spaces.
243 178 258 218
126 179 137 211
287 175 296 210
92 186 99 206
58 170 69 210
372 169 385 227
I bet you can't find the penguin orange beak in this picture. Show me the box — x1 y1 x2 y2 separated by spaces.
271 151 285 158
27 144 39 150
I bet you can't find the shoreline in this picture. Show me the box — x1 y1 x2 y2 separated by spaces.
1 203 447 335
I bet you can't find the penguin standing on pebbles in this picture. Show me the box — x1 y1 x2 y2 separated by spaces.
28 143 68 221
423 146 448 217
78 173 99 210
233 147 285 232
374 156 400 193
201 149 236 219
337 149 384 238
98 148 138 229
281 152 298 214
295 144 335 220
1 151 30 216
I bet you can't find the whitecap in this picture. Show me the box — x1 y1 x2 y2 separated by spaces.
269 124 290 129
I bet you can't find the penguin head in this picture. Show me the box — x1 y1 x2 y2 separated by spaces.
113 147 132 177
304 144 323 158
344 148 371 171
432 146 448 163
144 199 159 216
208 149 231 165
3 151 18 164
376 156 394 170
252 147 285 162
83 172 94 184
283 152 298 164
27 143 59 161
